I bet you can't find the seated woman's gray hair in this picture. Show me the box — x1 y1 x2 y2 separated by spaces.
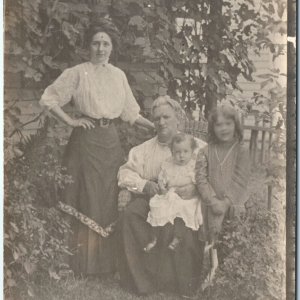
152 95 187 122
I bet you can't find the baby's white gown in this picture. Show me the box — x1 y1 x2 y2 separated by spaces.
147 157 202 231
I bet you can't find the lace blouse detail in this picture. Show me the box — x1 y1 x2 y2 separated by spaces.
39 62 140 124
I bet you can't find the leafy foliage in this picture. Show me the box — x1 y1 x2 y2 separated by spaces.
5 0 91 83
5 0 286 118
4 116 74 298
205 209 285 300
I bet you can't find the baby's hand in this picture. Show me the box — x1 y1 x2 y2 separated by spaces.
175 183 197 200
158 180 168 195
159 185 168 195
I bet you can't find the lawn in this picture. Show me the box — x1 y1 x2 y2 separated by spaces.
8 168 284 300
13 276 184 300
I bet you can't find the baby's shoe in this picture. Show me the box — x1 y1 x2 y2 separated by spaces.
168 237 181 251
144 237 157 252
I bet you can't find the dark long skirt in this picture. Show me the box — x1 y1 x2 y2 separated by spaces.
62 124 124 276
118 196 205 296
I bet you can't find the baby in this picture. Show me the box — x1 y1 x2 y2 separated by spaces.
144 133 202 252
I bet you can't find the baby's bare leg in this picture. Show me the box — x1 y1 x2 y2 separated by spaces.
168 217 185 251
144 226 160 252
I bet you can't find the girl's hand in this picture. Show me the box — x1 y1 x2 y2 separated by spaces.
70 118 95 129
175 184 197 200
210 198 230 215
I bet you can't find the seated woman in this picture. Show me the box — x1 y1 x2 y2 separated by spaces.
118 95 206 298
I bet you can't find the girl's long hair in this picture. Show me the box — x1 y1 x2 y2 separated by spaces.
208 104 243 143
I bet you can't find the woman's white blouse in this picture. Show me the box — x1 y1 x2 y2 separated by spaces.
39 62 140 124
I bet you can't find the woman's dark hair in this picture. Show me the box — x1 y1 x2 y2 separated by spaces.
170 133 197 152
86 18 120 54
208 104 243 142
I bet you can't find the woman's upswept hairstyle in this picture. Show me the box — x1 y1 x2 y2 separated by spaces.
87 18 120 53
151 95 187 123
208 104 243 142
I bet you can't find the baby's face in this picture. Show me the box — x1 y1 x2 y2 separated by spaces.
172 141 193 166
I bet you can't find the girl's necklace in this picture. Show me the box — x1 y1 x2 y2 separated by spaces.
215 141 238 173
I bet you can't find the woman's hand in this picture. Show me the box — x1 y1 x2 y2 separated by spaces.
70 118 95 129
175 183 197 200
135 115 155 130
143 181 159 197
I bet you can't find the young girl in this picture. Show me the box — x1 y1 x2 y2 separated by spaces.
195 104 250 282
144 133 202 252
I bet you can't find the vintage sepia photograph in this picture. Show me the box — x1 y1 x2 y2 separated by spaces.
4 0 294 299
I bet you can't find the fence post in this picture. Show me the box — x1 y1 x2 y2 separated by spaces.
268 132 273 160
267 185 272 210
249 129 258 165
260 120 267 163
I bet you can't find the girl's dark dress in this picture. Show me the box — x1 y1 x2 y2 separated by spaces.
195 140 250 242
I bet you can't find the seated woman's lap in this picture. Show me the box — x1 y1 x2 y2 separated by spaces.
121 195 204 296
124 196 150 219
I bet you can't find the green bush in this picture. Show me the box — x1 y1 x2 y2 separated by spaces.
4 118 73 298
204 207 285 300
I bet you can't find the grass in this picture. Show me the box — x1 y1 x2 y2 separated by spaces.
11 276 184 300
8 168 284 300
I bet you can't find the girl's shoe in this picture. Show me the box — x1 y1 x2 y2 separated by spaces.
168 237 181 251
143 238 157 252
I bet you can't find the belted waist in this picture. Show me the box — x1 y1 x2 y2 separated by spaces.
82 115 115 127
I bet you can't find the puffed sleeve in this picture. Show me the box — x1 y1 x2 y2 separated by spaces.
118 143 147 193
39 67 79 110
119 72 140 125
195 146 218 205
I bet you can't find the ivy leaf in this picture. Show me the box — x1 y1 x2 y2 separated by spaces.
7 278 17 287
129 16 146 30
268 4 275 14
256 74 277 79
27 286 34 297
24 66 43 81
277 2 286 18
12 250 19 261
43 56 60 69
62 22 79 46
24 260 35 274
10 222 19 233
191 36 201 51
127 2 143 15
260 79 272 89
134 37 146 47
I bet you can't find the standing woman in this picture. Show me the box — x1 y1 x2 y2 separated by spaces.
39 19 153 277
